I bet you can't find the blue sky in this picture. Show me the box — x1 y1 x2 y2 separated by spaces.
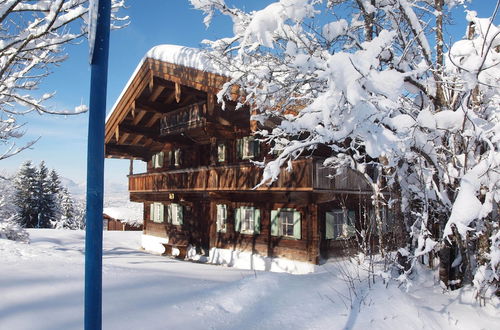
0 0 498 187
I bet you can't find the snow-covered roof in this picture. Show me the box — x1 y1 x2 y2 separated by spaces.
103 203 144 226
106 44 227 123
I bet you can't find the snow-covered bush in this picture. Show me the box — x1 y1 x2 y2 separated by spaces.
0 177 29 242
0 216 29 243
191 0 500 293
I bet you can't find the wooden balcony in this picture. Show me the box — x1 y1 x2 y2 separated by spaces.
128 159 371 193
159 102 206 136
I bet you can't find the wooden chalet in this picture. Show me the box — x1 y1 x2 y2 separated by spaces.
105 45 385 267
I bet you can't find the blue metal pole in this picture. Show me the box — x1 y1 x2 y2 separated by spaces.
85 1 111 329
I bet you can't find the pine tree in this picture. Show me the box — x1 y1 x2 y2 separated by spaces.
13 161 39 228
54 188 78 229
36 161 56 228
49 169 63 227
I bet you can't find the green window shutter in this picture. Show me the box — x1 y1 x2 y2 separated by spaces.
252 140 259 157
158 204 164 223
236 139 242 158
270 210 279 236
293 211 301 239
235 207 241 232
254 209 261 234
158 152 164 168
325 212 334 239
167 204 172 223
347 211 355 226
178 205 183 225
150 203 155 221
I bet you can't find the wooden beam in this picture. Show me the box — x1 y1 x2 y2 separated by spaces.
132 110 147 125
105 144 151 160
118 132 130 144
149 85 165 102
119 123 158 138
135 100 164 114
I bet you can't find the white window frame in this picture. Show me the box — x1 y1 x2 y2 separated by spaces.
150 202 164 223
279 209 295 237
168 203 183 225
271 208 301 239
241 207 255 233
235 206 260 235
216 204 228 232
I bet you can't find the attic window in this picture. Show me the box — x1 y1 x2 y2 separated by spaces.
237 137 259 160
152 152 164 168
217 143 226 162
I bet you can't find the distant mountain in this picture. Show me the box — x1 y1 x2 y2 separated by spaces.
60 176 130 207
60 177 86 200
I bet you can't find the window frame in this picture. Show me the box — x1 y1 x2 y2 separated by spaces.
238 136 259 160
167 203 183 225
271 208 301 239
152 151 164 169
325 209 355 240
235 206 260 235
149 202 164 223
216 204 228 233
217 143 226 162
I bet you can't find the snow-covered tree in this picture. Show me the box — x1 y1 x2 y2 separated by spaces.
36 161 56 228
0 0 128 160
191 0 500 296
0 174 29 242
13 160 39 228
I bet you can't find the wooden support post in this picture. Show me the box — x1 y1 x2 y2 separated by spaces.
129 159 134 176
175 82 181 103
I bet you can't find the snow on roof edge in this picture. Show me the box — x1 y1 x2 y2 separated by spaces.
106 44 228 123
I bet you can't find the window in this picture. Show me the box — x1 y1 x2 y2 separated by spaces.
149 202 164 223
271 208 301 239
216 204 228 232
217 143 226 162
235 206 260 234
174 148 182 167
237 136 259 160
152 152 164 168
167 203 183 225
325 209 355 239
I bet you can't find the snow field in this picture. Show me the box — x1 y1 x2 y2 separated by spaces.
0 229 498 330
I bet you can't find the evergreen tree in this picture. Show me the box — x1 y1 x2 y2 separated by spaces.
53 188 78 229
36 161 55 228
49 169 63 226
13 161 38 228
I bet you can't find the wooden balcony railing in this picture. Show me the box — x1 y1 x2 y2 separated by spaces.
129 159 370 193
160 102 206 135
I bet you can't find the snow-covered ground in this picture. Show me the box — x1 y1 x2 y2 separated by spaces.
0 230 498 330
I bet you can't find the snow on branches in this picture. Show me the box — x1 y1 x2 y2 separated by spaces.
0 0 128 159
192 0 500 295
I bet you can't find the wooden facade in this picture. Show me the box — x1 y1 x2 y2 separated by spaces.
105 51 382 264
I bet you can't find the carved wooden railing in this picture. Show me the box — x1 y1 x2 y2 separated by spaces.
129 158 370 192
159 102 206 135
